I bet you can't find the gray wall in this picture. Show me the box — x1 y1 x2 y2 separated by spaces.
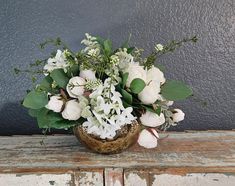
0 0 234 135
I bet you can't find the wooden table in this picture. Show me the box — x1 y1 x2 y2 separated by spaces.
0 131 235 186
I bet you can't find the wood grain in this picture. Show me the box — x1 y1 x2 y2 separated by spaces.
0 131 235 173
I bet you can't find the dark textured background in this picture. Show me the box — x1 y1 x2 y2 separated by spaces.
0 0 234 135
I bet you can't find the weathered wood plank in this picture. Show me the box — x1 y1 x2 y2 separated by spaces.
105 168 123 186
124 170 149 186
151 173 235 186
0 131 234 172
74 169 103 186
0 173 74 186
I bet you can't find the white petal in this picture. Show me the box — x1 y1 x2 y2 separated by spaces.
137 129 158 149
172 109 185 122
140 111 165 127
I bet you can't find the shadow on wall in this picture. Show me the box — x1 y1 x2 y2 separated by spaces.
0 102 70 135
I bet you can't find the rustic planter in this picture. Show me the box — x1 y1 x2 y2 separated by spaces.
73 121 140 154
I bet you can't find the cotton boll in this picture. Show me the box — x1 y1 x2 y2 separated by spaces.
62 100 82 120
66 77 86 98
46 96 64 113
137 129 158 149
172 109 185 122
124 63 147 87
147 66 165 85
138 81 160 104
140 111 165 127
79 69 96 80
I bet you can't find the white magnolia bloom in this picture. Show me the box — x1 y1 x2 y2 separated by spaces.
137 129 159 149
124 62 147 87
155 44 164 51
140 111 165 127
115 48 134 70
138 81 160 104
62 100 82 120
147 66 165 85
172 109 185 122
79 69 96 80
45 96 63 113
66 77 86 98
43 50 68 74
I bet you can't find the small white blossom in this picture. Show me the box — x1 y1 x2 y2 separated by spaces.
172 109 185 122
46 96 63 113
44 50 69 75
66 77 86 98
138 81 160 104
155 44 164 51
140 111 165 127
137 129 159 149
62 100 82 120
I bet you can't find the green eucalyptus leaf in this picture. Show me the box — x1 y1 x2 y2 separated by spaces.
155 106 161 116
39 76 53 91
50 69 69 88
130 78 146 94
23 90 48 109
122 72 129 88
120 89 132 104
161 80 193 101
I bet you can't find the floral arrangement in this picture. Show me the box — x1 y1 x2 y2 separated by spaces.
19 33 197 149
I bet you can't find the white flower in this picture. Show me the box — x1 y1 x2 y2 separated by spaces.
124 62 147 87
172 109 185 122
155 44 164 51
45 96 63 113
147 66 165 85
140 111 165 127
79 69 96 80
62 100 81 120
138 81 160 104
137 129 159 149
66 77 86 98
43 50 68 74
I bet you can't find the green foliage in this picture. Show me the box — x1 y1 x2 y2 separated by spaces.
39 75 53 91
23 90 48 109
130 78 146 94
161 80 193 101
50 69 69 88
121 72 129 88
120 89 133 105
104 39 112 56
